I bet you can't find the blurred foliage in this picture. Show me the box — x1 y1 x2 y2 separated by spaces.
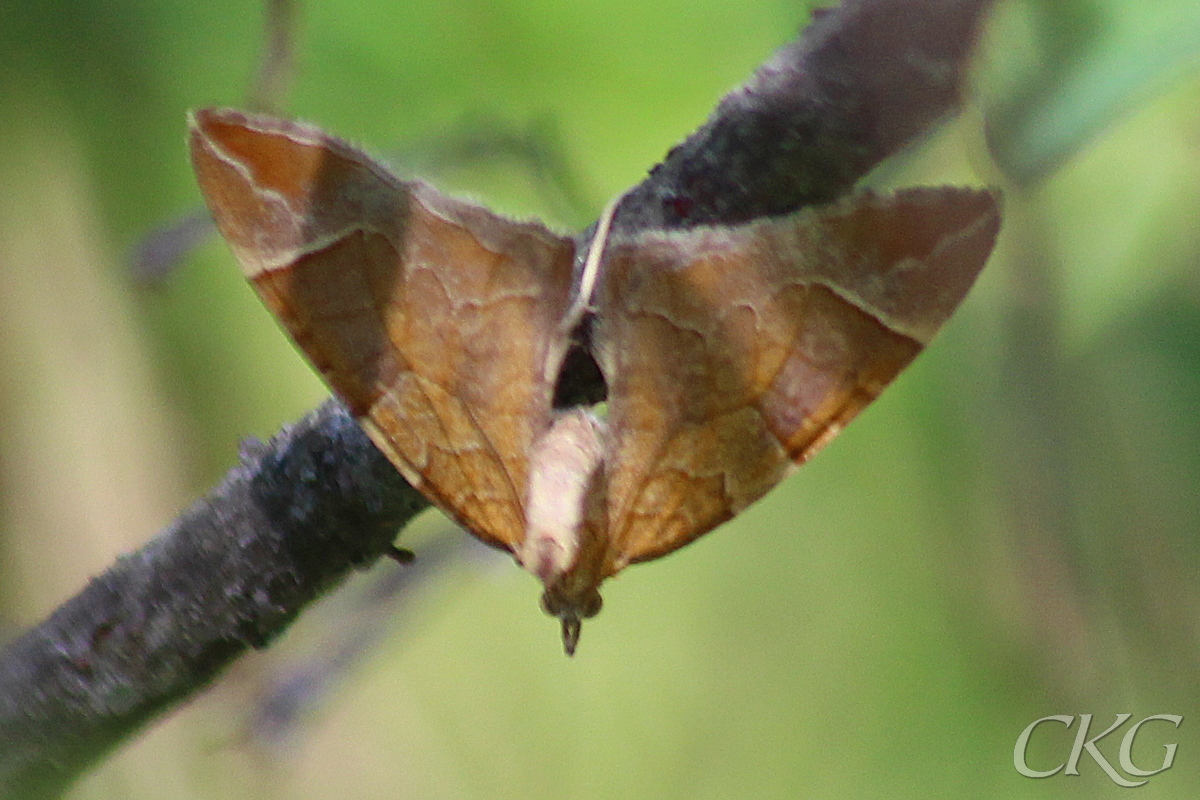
984 0 1200 184
0 0 1198 798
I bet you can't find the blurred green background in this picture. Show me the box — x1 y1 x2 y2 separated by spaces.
2 0 1199 798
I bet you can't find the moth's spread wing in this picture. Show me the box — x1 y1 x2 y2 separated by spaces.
190 108 576 551
596 188 1000 567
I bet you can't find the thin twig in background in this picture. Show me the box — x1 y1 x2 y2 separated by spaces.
133 0 300 283
245 0 301 115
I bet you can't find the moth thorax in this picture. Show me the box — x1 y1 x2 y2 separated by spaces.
519 408 606 584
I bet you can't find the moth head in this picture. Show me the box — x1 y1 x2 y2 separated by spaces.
540 579 603 656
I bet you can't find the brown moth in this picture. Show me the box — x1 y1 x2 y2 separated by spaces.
190 108 1000 654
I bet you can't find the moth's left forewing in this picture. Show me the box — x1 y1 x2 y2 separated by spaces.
596 187 999 568
190 109 577 553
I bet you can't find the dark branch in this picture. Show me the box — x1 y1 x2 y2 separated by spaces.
617 0 992 231
0 401 426 800
0 1 995 797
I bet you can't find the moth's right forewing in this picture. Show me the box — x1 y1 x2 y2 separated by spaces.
595 187 999 567
754 187 1000 462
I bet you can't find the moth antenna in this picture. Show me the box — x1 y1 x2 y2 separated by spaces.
562 193 622 333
